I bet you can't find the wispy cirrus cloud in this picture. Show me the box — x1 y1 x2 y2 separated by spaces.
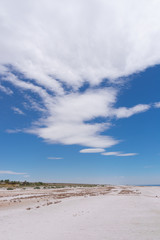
80 148 105 153
48 157 63 160
0 84 13 95
0 0 159 150
102 152 138 157
111 104 151 119
154 102 160 108
6 129 21 134
0 170 27 175
12 107 25 115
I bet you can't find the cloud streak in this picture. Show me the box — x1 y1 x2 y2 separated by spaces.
80 148 105 153
12 107 25 115
0 170 27 175
111 104 151 119
154 102 160 108
102 152 138 157
0 84 13 95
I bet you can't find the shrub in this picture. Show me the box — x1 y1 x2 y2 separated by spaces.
7 187 14 190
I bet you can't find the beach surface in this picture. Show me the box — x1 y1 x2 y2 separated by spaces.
0 185 160 240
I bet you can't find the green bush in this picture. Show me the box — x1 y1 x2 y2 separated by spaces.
7 187 14 190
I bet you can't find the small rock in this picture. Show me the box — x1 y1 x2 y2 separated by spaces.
54 200 61 204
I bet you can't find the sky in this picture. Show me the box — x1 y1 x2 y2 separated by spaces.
0 0 160 185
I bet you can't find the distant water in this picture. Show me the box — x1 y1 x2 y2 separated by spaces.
137 185 160 186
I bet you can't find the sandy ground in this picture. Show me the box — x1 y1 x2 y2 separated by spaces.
0 185 160 240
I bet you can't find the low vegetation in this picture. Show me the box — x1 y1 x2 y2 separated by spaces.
6 187 14 190
0 179 99 189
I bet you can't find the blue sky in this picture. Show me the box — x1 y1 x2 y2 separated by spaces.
0 0 160 184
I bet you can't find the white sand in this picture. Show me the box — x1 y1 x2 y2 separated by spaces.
0 186 160 240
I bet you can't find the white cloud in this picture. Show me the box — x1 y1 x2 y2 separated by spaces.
0 170 27 175
117 153 138 157
111 104 151 119
1 0 160 87
26 88 120 148
154 102 160 108
26 88 150 148
102 152 138 157
48 157 63 160
23 95 45 112
4 82 150 148
6 129 21 133
0 0 157 148
12 107 25 115
80 148 105 153
0 84 13 95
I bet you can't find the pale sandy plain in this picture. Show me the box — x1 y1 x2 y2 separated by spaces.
0 185 160 240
